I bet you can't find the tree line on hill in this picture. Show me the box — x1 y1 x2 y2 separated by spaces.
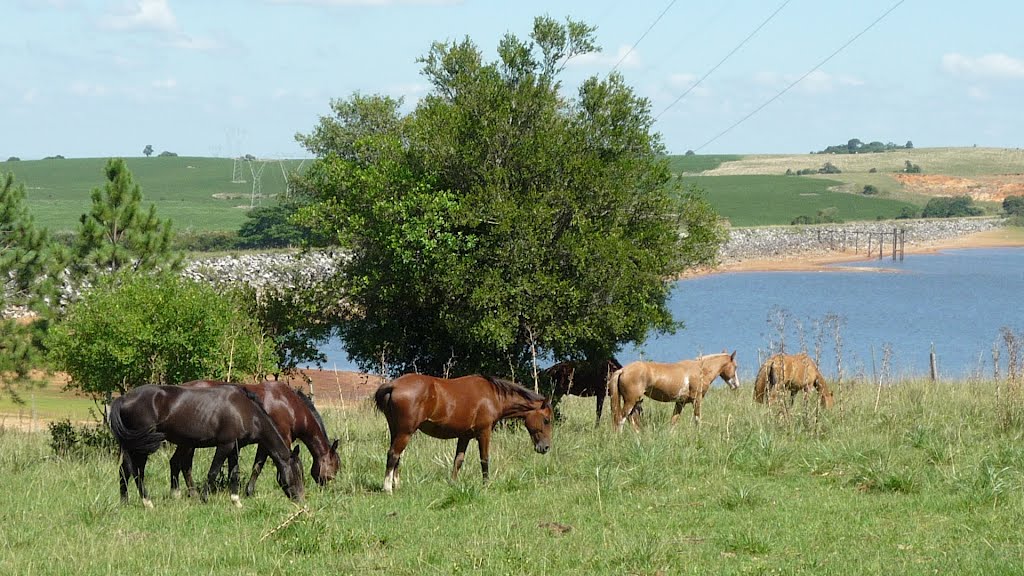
813 138 913 154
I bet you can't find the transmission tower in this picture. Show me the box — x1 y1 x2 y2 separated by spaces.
249 160 267 208
231 157 247 184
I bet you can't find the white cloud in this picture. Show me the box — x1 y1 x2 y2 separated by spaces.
269 0 462 5
570 45 641 70
69 81 109 96
102 0 178 33
942 52 1024 79
151 78 177 90
967 86 990 101
665 73 711 98
22 88 38 103
754 69 863 94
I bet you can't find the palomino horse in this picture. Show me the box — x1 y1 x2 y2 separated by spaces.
609 351 738 431
753 353 834 408
543 357 622 427
374 374 553 493
108 384 304 508
170 380 341 498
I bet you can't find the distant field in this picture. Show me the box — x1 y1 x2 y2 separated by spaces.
682 175 917 227
0 156 306 233
1 149 1012 233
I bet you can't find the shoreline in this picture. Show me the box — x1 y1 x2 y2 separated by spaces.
686 227 1024 277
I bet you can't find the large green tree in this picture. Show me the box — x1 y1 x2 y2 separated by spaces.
294 16 726 378
70 158 181 283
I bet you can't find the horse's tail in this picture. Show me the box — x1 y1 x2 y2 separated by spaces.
753 361 770 404
107 394 165 455
608 369 623 428
374 382 394 415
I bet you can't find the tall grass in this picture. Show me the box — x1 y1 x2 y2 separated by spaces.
2 376 1023 575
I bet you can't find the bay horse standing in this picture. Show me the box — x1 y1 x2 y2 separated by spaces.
609 351 738 431
170 380 341 498
543 357 622 427
108 384 304 508
374 374 553 494
753 353 834 408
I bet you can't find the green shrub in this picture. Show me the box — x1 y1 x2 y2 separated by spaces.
862 184 879 195
921 195 983 218
47 418 117 458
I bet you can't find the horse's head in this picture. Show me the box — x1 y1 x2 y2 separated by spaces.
719 350 740 390
312 439 341 485
276 446 306 502
523 399 554 454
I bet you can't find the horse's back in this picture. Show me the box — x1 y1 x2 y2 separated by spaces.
376 374 499 437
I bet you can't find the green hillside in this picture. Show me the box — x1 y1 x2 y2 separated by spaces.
1 156 305 233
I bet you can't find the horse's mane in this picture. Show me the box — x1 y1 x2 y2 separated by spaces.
483 375 546 403
293 386 329 439
240 387 271 417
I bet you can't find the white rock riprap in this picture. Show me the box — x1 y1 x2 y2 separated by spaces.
180 250 344 290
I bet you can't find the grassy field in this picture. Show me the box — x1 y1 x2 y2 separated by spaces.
683 175 917 227
1 148 1016 232
2 378 1023 574
0 156 305 233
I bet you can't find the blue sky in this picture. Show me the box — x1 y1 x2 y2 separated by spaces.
4 0 1023 160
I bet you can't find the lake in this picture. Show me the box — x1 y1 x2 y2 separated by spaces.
313 247 1024 382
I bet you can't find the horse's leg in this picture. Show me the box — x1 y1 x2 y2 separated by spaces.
619 393 640 432
226 445 242 507
693 395 703 426
245 444 270 497
203 445 231 503
477 429 492 483
181 448 199 498
595 387 606 428
118 451 134 505
131 453 153 509
451 436 471 482
671 402 684 427
384 432 411 494
169 445 193 499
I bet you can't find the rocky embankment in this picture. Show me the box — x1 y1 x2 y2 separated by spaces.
178 217 1007 288
718 217 1006 265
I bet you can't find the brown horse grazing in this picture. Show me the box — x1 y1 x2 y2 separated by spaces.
753 353 834 408
609 351 739 431
108 384 304 508
543 357 622 427
170 380 341 498
373 374 553 494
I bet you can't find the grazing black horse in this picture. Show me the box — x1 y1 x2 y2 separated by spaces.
108 384 305 508
543 357 623 427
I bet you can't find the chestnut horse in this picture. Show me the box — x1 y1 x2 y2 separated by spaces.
543 357 622 427
373 374 553 493
609 351 738 431
170 380 341 498
108 384 304 508
753 353 834 408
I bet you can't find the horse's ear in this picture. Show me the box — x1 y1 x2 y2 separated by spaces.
730 350 737 361
330 439 339 452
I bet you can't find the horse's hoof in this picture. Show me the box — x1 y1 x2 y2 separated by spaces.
230 494 242 508
142 498 154 509
171 490 181 499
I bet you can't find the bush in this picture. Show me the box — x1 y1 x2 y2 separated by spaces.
1003 195 1024 217
173 230 239 252
5 156 20 162
896 206 919 219
818 162 841 174
862 184 879 195
48 417 117 457
921 196 983 218
902 160 921 173
868 167 877 173
157 151 178 157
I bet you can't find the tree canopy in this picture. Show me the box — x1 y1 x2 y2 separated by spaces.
293 16 726 378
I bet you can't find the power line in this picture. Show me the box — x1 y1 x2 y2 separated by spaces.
693 0 906 152
610 0 679 74
655 0 792 121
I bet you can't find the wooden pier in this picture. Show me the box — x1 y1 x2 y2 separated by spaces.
816 228 907 261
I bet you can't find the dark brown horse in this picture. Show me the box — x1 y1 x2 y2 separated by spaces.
609 352 739 430
170 380 341 498
543 357 622 427
108 384 304 508
373 374 553 493
753 353 835 408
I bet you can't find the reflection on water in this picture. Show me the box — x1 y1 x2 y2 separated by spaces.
315 248 1024 381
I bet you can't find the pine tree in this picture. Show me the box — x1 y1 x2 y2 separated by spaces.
70 158 181 283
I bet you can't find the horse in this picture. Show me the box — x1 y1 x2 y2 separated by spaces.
169 380 341 498
608 351 738 431
108 384 305 508
373 373 553 494
753 353 834 408
542 357 622 427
